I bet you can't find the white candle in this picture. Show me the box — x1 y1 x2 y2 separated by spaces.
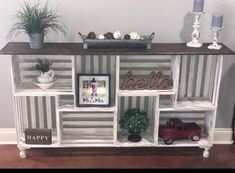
211 13 223 28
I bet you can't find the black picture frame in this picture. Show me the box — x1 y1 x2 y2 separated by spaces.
76 74 111 107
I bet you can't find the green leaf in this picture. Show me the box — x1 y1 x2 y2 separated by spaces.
119 108 149 133
8 1 67 39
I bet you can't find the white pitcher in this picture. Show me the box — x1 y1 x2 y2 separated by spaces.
37 70 55 84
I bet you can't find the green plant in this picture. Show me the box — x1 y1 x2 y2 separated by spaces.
36 58 52 73
8 1 67 38
119 108 149 133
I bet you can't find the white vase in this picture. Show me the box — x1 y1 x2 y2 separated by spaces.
37 70 54 84
29 33 44 49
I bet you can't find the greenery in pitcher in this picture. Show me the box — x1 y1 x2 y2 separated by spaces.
36 58 52 73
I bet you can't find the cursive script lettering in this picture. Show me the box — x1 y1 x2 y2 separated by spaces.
122 71 173 90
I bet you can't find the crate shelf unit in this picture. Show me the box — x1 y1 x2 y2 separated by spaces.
0 42 234 159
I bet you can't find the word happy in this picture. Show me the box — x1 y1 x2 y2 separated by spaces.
122 71 173 90
26 135 50 141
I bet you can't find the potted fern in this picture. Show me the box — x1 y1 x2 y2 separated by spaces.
8 1 67 49
36 58 54 84
119 108 149 142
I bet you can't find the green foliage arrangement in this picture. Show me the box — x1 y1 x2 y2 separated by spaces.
119 108 149 133
36 59 52 73
8 1 67 38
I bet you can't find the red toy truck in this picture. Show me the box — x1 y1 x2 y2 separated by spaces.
159 118 201 145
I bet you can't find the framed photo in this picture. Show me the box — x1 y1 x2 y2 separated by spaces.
77 74 111 107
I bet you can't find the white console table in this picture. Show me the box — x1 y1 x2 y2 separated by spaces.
1 42 234 158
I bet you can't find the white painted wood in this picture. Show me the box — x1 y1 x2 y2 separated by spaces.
0 128 231 145
179 55 187 97
76 56 82 73
14 90 73 97
212 56 223 106
117 133 154 147
63 128 113 133
195 55 204 97
38 96 44 128
92 55 99 73
20 63 72 68
63 121 113 126
121 62 171 68
208 56 217 100
123 96 129 111
9 49 224 157
159 101 215 111
22 96 29 128
139 97 145 110
171 55 181 106
21 71 72 76
187 55 196 97
131 96 137 108
11 55 18 93
121 56 171 60
45 97 52 129
102 55 107 74
158 137 209 147
207 56 223 146
15 97 23 136
203 55 213 97
29 97 36 128
114 55 120 144
120 70 171 76
119 90 174 96
153 96 159 145
58 106 115 112
10 55 21 146
55 96 61 144
71 56 76 95
62 139 114 144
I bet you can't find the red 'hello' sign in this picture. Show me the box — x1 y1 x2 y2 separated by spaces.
122 71 173 90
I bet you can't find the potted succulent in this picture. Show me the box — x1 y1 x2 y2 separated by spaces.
8 1 67 49
119 108 149 142
36 58 54 84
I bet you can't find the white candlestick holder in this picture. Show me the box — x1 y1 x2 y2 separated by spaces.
208 27 223 50
187 12 204 48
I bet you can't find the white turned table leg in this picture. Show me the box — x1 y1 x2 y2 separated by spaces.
19 148 26 159
203 148 210 158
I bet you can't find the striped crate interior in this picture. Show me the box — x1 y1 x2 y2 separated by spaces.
60 111 114 144
12 55 74 92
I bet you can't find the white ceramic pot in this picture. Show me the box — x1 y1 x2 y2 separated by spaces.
37 70 55 84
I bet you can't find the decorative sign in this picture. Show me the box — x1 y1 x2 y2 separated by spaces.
77 74 111 107
122 71 173 90
25 128 52 145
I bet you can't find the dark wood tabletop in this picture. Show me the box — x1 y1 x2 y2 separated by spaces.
0 42 234 55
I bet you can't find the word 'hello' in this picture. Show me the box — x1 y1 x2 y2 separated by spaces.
122 71 173 90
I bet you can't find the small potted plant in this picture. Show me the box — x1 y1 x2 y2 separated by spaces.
119 108 149 142
36 58 54 84
8 1 67 49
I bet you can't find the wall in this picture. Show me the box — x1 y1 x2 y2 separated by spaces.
0 0 234 128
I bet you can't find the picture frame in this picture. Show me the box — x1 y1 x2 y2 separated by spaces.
76 74 111 107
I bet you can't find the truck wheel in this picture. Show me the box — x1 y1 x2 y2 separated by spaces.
191 135 200 141
164 138 174 145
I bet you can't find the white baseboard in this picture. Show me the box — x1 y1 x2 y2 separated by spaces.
0 128 17 144
0 128 233 145
213 128 234 144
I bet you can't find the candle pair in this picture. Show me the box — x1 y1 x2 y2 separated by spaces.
192 0 223 28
